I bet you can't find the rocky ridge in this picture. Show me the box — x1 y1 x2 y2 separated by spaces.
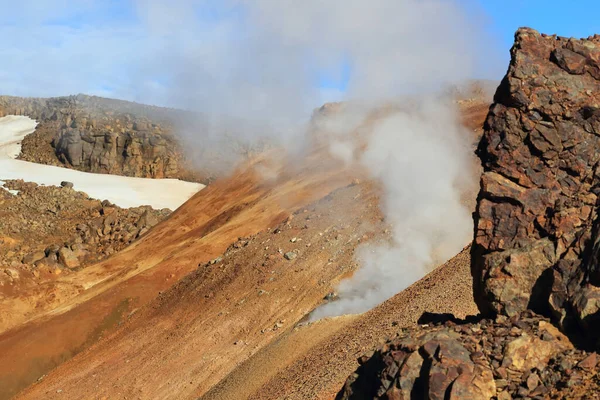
0 94 198 180
336 28 600 399
0 180 168 284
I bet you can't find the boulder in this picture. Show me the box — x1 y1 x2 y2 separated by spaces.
336 313 578 400
58 247 80 269
136 210 159 229
502 322 572 372
471 28 600 338
22 251 46 265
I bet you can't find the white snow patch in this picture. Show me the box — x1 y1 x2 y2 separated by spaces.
0 179 19 195
0 115 204 209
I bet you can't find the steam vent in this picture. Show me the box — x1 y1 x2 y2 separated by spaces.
337 28 600 400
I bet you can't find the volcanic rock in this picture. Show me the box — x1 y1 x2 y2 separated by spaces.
0 95 186 179
22 251 46 265
337 28 600 400
58 247 80 269
472 28 600 337
336 312 581 400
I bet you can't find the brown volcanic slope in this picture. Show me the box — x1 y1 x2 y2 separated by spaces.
8 101 489 400
1 153 357 399
18 174 381 400
0 181 170 334
3 150 360 399
204 247 476 400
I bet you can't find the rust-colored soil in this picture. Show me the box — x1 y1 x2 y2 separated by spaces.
233 247 477 400
5 101 489 400
2 151 358 399
16 175 381 400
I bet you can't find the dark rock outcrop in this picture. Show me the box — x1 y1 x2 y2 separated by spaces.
336 312 587 400
52 116 179 178
471 28 600 338
0 94 189 179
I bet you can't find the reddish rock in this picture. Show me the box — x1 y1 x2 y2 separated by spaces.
472 28 600 337
502 322 572 372
337 28 600 400
577 352 598 371
336 330 496 400
58 247 80 269
335 312 584 400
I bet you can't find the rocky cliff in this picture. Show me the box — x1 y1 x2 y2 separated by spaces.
336 28 600 399
472 28 600 336
0 94 195 180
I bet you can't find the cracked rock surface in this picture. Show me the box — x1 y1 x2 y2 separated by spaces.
472 28 600 338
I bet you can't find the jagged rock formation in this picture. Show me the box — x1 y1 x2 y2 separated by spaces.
472 28 600 337
336 28 600 399
0 94 194 179
335 312 600 400
0 180 169 281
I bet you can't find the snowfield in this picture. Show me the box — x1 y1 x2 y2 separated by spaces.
0 115 204 209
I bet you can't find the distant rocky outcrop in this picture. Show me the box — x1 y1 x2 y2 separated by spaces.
0 94 196 180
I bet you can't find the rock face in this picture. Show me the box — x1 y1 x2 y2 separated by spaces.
472 28 600 335
0 94 188 179
53 116 179 178
336 312 584 400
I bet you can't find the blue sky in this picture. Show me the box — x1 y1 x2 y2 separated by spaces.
480 0 600 51
0 0 599 108
320 1 600 93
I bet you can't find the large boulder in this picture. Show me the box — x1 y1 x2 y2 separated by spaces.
472 28 600 336
336 312 576 400
58 247 80 269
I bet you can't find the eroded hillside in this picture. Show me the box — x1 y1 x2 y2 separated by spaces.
1 147 359 399
2 99 489 400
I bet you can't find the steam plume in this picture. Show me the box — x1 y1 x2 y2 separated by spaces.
310 99 476 318
138 0 492 316
3 0 498 316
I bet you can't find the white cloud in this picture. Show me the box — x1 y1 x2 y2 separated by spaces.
0 0 500 109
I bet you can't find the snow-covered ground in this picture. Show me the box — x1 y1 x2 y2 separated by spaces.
0 115 204 209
